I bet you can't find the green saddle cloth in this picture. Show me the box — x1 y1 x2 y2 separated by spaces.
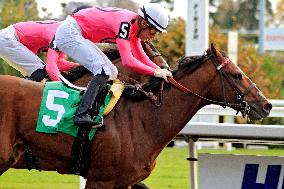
36 81 111 140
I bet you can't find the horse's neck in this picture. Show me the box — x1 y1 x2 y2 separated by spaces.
128 73 214 159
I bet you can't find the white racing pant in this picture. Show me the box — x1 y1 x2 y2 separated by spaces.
0 26 44 76
54 16 118 80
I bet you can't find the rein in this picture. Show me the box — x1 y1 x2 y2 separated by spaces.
167 77 244 108
167 55 256 117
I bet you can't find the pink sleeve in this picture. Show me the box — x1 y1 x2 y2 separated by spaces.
45 49 60 81
131 39 158 69
116 38 156 76
57 53 80 71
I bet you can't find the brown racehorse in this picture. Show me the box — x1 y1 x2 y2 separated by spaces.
10 40 167 189
0 44 271 188
11 40 166 189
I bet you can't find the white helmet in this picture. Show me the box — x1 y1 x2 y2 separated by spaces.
138 3 169 33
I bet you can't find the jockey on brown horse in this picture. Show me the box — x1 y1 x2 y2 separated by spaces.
52 3 172 127
0 43 272 188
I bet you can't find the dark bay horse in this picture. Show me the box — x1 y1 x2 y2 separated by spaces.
0 44 271 188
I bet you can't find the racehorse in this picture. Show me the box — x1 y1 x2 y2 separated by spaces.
0 44 271 188
10 40 167 189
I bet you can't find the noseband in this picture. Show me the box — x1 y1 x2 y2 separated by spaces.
168 54 257 117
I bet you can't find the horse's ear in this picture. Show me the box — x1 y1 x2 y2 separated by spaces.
210 43 223 62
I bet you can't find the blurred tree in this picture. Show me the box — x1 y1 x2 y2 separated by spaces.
153 17 185 66
209 25 284 99
211 0 273 30
0 0 39 28
209 26 228 51
273 0 284 27
211 0 237 29
238 45 284 99
236 0 272 30
0 0 39 76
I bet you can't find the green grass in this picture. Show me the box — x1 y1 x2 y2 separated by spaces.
1 147 284 189
0 170 79 189
144 147 190 189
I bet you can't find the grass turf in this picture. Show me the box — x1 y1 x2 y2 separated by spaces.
1 147 284 189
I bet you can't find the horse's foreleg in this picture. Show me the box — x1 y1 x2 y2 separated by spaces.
0 156 15 175
0 117 18 174
0 143 17 175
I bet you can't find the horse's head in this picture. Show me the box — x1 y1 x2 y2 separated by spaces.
173 44 271 121
208 44 272 120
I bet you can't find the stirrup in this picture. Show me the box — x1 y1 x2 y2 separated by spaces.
92 116 104 128
74 113 96 126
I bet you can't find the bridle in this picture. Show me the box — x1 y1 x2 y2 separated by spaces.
168 54 257 117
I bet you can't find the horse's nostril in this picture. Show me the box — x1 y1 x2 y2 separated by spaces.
264 103 272 111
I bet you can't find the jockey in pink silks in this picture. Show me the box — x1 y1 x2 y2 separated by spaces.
53 3 173 126
0 20 79 81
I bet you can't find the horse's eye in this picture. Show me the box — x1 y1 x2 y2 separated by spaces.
233 73 242 80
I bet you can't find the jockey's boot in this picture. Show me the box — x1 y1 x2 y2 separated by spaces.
28 68 48 82
74 74 109 126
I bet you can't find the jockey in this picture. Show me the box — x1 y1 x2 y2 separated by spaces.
53 3 172 126
0 20 79 82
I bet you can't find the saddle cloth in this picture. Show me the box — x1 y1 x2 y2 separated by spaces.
36 79 124 140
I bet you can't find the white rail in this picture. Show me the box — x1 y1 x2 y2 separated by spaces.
181 122 284 144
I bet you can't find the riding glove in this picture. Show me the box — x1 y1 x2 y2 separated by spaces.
154 68 173 82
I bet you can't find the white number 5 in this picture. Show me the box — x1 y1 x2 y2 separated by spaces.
118 22 130 39
42 90 69 127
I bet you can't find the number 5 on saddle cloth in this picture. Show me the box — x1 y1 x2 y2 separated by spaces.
36 79 124 140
